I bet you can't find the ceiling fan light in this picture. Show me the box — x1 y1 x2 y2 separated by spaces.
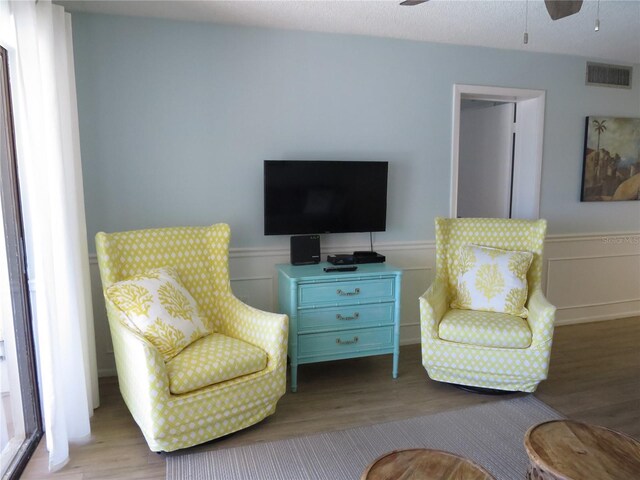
523 0 529 45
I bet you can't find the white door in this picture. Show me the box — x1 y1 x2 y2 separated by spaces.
457 102 515 218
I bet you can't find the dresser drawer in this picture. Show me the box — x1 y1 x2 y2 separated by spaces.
298 303 394 333
298 326 394 359
298 277 395 307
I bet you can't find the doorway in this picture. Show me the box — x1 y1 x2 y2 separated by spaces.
458 100 515 218
451 84 546 220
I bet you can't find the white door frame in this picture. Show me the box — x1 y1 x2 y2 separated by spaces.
450 84 546 219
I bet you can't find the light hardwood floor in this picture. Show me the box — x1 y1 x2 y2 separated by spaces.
22 317 640 479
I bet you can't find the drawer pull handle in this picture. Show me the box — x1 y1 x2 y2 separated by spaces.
336 336 359 345
336 288 360 297
336 313 360 321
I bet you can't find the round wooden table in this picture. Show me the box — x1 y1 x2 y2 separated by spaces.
360 448 495 480
524 420 640 480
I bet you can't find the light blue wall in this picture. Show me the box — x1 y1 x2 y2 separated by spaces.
72 13 640 250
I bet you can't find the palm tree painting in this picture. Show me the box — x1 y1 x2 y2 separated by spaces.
581 116 640 202
592 119 607 184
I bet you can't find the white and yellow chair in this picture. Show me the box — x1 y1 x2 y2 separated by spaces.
95 224 288 452
420 217 556 393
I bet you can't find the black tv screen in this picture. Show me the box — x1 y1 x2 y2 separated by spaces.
264 160 388 235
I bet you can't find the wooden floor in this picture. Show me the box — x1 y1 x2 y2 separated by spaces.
22 317 640 479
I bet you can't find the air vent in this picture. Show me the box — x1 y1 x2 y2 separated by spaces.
586 62 632 88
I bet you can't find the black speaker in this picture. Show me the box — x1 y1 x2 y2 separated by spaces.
290 235 321 265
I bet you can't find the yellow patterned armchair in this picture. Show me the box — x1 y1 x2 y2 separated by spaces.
95 224 288 452
420 217 556 393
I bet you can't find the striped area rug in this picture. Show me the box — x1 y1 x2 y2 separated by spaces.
166 395 563 480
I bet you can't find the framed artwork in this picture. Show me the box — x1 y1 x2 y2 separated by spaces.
581 116 640 201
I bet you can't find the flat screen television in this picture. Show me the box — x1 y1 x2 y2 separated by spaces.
264 160 388 235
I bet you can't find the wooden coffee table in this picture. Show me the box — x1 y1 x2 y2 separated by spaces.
360 448 495 480
524 420 640 480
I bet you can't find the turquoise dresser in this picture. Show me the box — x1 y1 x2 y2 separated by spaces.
277 262 402 392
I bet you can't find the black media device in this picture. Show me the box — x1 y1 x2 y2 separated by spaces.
326 254 356 265
354 252 386 264
290 234 321 265
354 250 377 257
264 160 388 236
327 251 386 265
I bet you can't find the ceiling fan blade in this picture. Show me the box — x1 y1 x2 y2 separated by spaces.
400 0 429 6
544 0 583 20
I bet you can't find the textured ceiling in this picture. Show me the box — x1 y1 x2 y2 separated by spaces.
57 0 640 64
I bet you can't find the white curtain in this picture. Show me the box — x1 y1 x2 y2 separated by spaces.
0 0 98 472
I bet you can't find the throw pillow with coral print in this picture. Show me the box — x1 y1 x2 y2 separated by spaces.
451 244 533 318
107 266 210 360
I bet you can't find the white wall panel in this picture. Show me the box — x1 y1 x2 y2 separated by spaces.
91 232 640 377
544 233 640 324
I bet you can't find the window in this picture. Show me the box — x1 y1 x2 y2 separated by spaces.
0 45 42 479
